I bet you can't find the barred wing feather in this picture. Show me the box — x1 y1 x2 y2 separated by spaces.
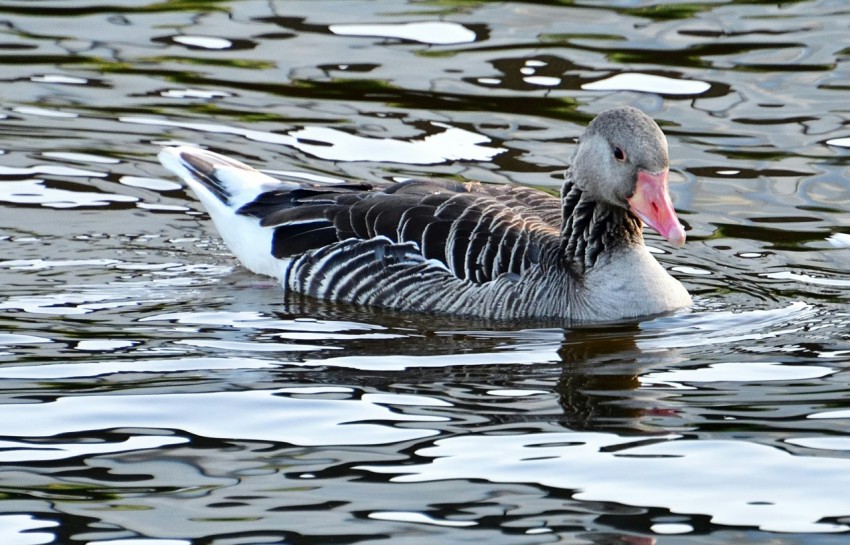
246 175 562 285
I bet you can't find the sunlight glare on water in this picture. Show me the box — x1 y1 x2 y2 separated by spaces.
582 73 712 95
329 21 478 45
358 432 850 533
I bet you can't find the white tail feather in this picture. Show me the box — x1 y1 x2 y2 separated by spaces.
158 146 290 280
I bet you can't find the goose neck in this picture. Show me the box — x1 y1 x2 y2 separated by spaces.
558 181 643 275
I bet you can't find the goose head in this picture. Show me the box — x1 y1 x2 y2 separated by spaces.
571 106 686 247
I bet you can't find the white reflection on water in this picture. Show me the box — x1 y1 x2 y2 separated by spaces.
0 388 445 445
826 137 850 148
827 233 850 247
786 437 850 451
763 271 850 287
329 22 477 45
12 107 77 118
141 310 394 334
83 538 192 545
119 175 182 192
2 258 121 271
0 164 105 178
172 35 232 50
0 357 275 379
299 348 561 371
368 511 476 527
0 333 51 345
123 117 506 164
0 436 186 463
0 515 58 545
523 76 561 87
641 361 835 389
284 124 506 163
809 409 850 420
359 432 850 533
176 338 335 352
41 151 119 164
0 179 136 209
160 88 232 99
29 74 88 85
0 283 184 315
74 339 137 352
651 523 694 535
582 73 711 95
638 302 818 350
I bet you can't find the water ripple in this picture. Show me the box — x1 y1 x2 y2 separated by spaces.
359 432 850 533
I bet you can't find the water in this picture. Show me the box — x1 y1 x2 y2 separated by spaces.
0 0 848 543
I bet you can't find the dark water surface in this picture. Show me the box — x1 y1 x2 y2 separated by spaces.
0 1 849 543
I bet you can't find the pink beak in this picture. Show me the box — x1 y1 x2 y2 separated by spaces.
627 168 686 247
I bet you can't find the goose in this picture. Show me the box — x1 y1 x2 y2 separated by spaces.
158 106 691 322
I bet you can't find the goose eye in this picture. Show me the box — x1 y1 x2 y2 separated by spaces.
613 146 626 162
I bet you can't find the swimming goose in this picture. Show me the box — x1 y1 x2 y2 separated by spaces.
159 106 691 322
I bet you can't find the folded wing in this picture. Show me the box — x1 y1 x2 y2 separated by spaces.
247 176 562 285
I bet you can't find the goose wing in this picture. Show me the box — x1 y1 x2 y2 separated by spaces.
249 177 561 284
479 183 563 229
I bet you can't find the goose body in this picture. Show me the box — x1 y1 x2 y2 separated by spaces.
159 106 691 323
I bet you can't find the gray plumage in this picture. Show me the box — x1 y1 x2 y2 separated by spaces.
158 106 691 323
